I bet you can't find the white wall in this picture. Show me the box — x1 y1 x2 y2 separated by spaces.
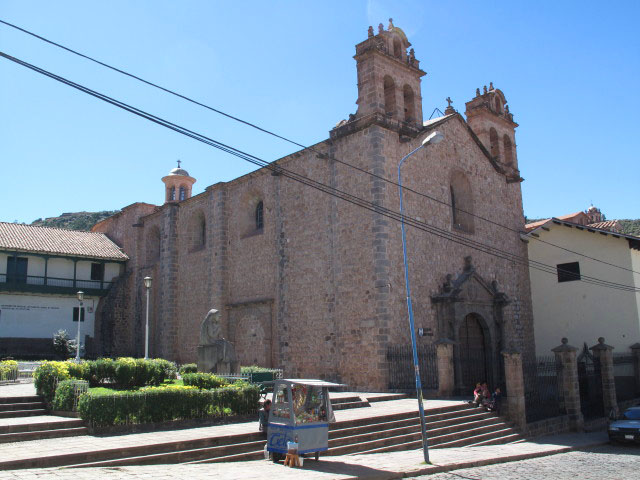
1 253 121 283
528 225 640 355
0 292 97 340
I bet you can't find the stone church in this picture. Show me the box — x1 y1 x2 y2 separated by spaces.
92 21 535 391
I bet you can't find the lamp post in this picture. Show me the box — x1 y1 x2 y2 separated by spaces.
144 276 152 359
397 130 444 464
75 290 84 363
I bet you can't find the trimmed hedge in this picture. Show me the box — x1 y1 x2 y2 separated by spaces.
0 360 19 381
33 358 179 402
182 372 227 390
240 365 277 374
77 383 260 427
179 363 198 375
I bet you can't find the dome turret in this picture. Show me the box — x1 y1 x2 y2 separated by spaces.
161 160 196 203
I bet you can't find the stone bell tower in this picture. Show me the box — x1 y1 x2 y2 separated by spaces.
353 19 426 128
465 83 519 174
161 160 196 204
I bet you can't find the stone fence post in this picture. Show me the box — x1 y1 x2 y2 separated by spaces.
502 348 526 430
552 338 583 432
631 343 640 395
590 337 617 417
435 338 455 397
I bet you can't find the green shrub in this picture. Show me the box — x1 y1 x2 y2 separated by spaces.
77 383 260 427
179 363 198 375
151 358 177 383
67 361 90 382
240 365 276 374
52 380 75 411
87 358 116 386
52 330 76 360
182 372 227 390
33 361 70 403
0 360 18 381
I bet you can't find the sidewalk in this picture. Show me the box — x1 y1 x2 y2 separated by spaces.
0 431 608 479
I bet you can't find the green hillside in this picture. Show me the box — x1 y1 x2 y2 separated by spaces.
619 219 640 237
31 211 119 231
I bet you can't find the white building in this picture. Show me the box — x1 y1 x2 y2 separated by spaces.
524 216 640 356
0 222 127 358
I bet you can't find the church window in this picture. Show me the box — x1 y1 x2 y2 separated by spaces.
191 211 206 249
393 37 402 59
494 97 502 113
557 262 580 282
489 128 500 160
383 76 396 117
450 171 474 233
179 186 186 201
255 201 264 230
403 85 415 122
169 187 176 201
503 135 513 165
146 227 161 263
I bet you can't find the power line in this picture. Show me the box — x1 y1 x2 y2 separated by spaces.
1 18 637 277
1 50 637 294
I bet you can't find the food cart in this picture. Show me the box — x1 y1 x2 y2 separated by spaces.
267 379 343 462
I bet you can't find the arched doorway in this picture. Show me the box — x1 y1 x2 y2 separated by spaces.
458 314 490 392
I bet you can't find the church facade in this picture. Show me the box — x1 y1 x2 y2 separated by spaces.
93 21 535 391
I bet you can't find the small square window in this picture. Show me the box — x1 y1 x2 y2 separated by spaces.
72 307 85 322
91 263 104 281
557 262 580 282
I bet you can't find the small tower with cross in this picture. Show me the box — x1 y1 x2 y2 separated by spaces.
161 160 197 204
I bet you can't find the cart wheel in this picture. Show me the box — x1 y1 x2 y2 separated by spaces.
315 452 319 461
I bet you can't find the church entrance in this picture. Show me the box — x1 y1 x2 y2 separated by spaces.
458 314 490 393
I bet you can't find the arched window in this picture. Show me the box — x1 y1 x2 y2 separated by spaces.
403 85 415 122
383 76 396 117
179 186 186 201
255 201 264 230
169 187 176 201
503 135 513 165
146 226 161 263
494 97 502 113
190 211 206 248
489 128 500 160
393 37 402 59
450 171 474 233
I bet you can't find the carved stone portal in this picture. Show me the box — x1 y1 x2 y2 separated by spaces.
197 309 239 374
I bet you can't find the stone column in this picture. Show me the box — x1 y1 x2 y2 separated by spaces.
501 348 526 430
590 337 617 417
435 338 455 397
631 343 640 396
552 338 583 432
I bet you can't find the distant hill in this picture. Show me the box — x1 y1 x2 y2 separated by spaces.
31 211 119 231
619 219 640 237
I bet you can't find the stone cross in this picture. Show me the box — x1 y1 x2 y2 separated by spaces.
177 159 182 168
446 97 453 108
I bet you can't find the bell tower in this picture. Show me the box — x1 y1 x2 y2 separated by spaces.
465 83 519 173
161 160 196 204
353 19 426 128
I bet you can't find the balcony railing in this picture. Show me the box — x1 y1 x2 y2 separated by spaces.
0 273 112 294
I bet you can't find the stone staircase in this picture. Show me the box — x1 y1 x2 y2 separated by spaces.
0 400 522 469
0 395 88 443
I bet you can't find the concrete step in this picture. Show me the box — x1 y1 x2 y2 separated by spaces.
332 401 370 410
0 409 47 419
0 418 84 435
431 426 517 449
366 394 407 402
0 427 89 444
0 402 46 412
465 432 524 447
330 396 362 404
0 396 42 404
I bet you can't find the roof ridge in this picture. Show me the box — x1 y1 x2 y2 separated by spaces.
0 221 107 236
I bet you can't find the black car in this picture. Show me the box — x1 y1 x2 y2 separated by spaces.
608 407 640 443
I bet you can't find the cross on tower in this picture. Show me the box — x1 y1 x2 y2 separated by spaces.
446 97 453 108
177 160 182 168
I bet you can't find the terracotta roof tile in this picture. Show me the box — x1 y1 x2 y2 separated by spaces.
0 222 128 261
587 220 621 232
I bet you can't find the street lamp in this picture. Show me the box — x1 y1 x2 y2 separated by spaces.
144 276 152 359
75 290 84 363
397 130 444 464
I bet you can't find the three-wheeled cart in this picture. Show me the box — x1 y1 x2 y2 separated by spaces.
267 379 343 462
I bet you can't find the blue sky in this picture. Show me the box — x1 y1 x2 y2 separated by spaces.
1 0 638 224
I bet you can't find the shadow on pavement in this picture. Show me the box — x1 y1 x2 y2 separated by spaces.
289 458 399 478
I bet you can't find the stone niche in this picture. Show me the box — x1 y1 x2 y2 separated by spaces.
197 309 239 374
226 299 274 368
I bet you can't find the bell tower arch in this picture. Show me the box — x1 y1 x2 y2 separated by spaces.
161 161 196 204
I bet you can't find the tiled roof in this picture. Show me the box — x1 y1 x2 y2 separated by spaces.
587 220 621 232
0 222 128 261
524 218 550 232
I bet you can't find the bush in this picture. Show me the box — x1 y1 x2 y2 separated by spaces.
52 380 78 411
77 383 260 427
152 358 177 382
179 363 198 375
34 361 70 403
182 373 227 390
53 330 76 360
0 360 18 381
240 365 277 374
87 358 116 386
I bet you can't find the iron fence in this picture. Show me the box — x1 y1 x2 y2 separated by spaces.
577 345 604 419
523 356 564 423
386 344 438 391
613 353 638 402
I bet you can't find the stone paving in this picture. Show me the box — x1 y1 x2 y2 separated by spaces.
0 432 609 479
409 444 640 479
0 383 36 398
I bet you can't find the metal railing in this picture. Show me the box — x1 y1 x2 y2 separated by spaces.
386 344 438 391
0 273 112 290
523 356 565 423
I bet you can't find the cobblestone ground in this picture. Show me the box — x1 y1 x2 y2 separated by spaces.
411 444 640 480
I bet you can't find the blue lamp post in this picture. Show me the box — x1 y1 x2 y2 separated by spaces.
397 130 444 463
